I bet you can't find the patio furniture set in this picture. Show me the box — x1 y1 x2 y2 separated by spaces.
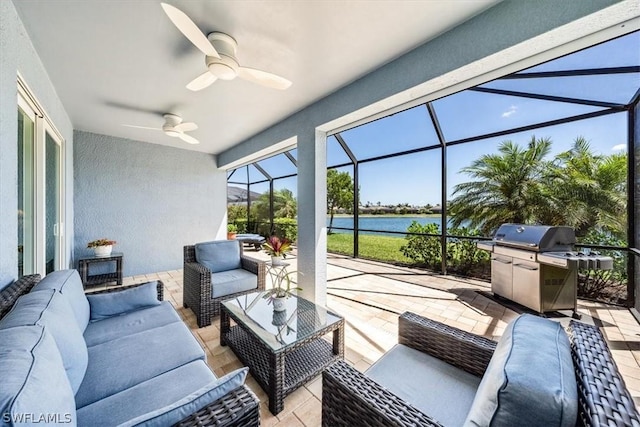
1 238 637 426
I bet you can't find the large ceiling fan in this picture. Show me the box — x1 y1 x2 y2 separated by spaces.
123 113 199 144
161 3 292 91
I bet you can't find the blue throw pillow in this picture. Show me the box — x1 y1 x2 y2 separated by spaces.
87 281 161 321
0 325 76 425
33 269 90 332
0 289 88 395
464 314 578 427
195 240 241 273
119 367 249 427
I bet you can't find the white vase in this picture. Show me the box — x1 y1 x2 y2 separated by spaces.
271 255 285 266
272 296 287 312
94 245 112 257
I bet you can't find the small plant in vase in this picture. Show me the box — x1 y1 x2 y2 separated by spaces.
227 224 238 240
87 238 116 257
262 236 292 265
263 271 301 312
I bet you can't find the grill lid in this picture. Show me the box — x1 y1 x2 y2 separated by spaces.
493 223 575 252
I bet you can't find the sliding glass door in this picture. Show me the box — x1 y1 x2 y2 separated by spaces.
18 80 65 277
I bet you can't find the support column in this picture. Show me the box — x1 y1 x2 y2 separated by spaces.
297 129 327 307
632 103 639 315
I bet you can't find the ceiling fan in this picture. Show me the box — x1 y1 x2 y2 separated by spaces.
161 3 292 91
123 113 199 144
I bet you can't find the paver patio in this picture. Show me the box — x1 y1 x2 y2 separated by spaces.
114 251 640 426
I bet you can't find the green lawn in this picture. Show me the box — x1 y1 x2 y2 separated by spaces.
327 233 415 264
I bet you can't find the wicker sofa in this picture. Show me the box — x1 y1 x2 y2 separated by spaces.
184 241 266 327
0 270 259 427
323 311 640 427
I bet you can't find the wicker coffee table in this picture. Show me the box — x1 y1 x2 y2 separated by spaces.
220 291 344 415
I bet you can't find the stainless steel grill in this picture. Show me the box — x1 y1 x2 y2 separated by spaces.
478 223 613 316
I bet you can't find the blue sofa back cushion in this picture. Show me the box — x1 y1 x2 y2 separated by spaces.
195 240 241 273
0 289 89 395
464 314 578 427
33 269 90 332
87 281 161 321
0 325 76 425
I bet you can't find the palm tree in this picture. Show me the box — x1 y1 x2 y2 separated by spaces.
448 136 552 235
543 138 626 238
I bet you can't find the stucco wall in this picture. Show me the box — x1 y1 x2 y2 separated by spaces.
73 131 227 277
0 0 74 289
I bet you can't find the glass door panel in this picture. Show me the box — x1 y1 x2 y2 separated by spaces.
45 132 61 274
18 107 35 277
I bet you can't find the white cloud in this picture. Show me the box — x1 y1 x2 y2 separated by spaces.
611 144 626 151
501 105 517 118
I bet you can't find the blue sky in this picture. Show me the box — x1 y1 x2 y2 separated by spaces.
231 31 639 207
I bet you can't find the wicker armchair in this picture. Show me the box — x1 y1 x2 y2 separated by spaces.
322 312 640 427
183 243 266 327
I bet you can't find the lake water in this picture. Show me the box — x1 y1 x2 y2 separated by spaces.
327 216 444 235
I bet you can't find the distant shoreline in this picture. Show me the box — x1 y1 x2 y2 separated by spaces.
331 213 441 218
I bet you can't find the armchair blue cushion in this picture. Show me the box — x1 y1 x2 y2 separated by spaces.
0 325 76 425
464 314 578 427
33 269 90 332
0 289 88 395
87 280 161 321
195 240 241 273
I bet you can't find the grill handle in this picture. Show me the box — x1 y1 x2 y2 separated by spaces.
513 263 539 271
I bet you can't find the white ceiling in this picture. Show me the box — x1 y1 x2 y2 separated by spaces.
14 0 499 155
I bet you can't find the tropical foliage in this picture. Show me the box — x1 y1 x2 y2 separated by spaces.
327 169 354 233
262 236 293 258
449 136 627 240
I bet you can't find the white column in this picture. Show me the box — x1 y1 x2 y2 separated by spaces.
296 129 327 307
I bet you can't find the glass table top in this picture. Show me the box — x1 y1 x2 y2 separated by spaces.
222 291 343 351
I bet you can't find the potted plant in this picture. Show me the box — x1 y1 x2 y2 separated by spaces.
262 236 292 265
227 223 238 240
87 238 116 257
263 270 301 311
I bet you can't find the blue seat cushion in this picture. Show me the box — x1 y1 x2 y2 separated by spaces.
77 362 248 427
83 301 181 347
0 289 88 395
464 314 578 427
0 325 76 425
366 344 481 427
75 321 206 408
211 269 257 298
86 281 161 321
195 240 241 273
33 269 90 332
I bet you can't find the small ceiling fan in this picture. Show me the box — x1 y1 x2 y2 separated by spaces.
161 3 292 91
123 113 199 144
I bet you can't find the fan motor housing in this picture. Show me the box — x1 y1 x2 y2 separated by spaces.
206 32 239 80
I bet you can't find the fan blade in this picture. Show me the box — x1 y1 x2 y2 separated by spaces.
237 67 292 90
186 71 217 91
161 3 220 58
175 122 198 132
178 132 200 145
122 124 161 131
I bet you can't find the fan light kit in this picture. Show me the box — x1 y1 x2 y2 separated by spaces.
161 3 292 91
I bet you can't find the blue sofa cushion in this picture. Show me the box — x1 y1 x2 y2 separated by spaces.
211 269 257 298
367 344 481 427
75 321 206 408
464 314 578 427
0 289 88 395
83 301 181 347
0 325 76 426
195 240 241 273
33 269 90 332
77 362 247 427
86 281 161 321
